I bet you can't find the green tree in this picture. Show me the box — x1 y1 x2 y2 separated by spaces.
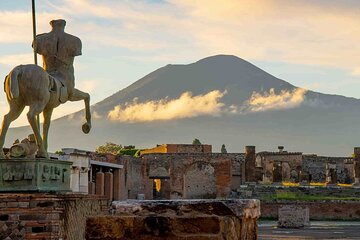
96 142 122 155
192 138 202 145
221 144 227 153
54 150 65 155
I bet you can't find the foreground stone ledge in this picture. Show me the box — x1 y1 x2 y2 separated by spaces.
86 199 260 240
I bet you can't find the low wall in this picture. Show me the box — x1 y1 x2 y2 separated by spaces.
86 199 260 240
233 185 360 199
261 200 360 220
0 193 109 239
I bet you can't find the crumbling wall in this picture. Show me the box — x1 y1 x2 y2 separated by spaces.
302 156 327 182
260 153 302 183
137 153 233 199
262 200 360 220
231 153 245 189
302 156 354 183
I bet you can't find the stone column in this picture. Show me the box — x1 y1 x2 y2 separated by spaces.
245 146 256 182
70 167 80 192
79 168 89 193
354 147 360 185
104 172 114 200
95 172 105 195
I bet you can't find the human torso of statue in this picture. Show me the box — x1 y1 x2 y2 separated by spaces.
35 20 82 97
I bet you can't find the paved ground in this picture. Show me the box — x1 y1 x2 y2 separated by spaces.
259 221 360 240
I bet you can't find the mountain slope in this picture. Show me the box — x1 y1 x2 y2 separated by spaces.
6 55 360 156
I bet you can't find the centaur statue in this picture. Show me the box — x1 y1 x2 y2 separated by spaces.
0 19 91 158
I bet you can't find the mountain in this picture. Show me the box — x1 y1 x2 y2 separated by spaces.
5 55 360 156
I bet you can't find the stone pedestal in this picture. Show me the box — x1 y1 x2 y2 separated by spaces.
278 205 310 228
86 199 260 240
0 158 72 192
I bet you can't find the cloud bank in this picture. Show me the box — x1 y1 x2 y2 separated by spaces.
243 88 307 112
108 90 226 122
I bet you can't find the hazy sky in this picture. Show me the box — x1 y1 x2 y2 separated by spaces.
0 0 359 126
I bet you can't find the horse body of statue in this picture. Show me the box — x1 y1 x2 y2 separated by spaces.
0 19 91 159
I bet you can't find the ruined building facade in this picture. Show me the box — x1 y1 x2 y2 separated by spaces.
57 144 360 201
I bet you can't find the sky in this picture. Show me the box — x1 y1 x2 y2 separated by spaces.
0 0 360 127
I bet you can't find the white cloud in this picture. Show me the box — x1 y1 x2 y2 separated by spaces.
78 80 98 93
243 88 307 112
0 53 32 66
3 1 360 70
351 67 360 77
108 90 226 122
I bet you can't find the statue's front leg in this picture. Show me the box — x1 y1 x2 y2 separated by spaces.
69 88 92 134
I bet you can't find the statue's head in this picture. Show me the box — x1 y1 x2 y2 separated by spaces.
50 19 66 31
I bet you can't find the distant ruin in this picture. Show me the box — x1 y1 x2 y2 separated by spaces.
55 143 360 201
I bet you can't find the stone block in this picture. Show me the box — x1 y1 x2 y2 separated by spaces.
278 205 309 228
86 199 260 240
0 158 72 192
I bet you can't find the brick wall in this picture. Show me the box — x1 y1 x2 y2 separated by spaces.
261 200 360 220
0 193 109 239
232 185 360 199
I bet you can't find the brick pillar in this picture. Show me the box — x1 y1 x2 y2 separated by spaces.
95 172 105 195
354 147 360 184
114 169 126 200
104 172 114 201
88 182 96 194
241 162 246 184
245 146 256 182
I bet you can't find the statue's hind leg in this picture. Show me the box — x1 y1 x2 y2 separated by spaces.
27 103 48 158
0 102 25 158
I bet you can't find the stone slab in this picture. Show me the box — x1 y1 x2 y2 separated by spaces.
0 158 72 192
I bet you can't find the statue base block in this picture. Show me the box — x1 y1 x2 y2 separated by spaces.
0 158 72 192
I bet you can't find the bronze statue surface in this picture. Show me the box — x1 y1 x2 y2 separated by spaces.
0 19 91 158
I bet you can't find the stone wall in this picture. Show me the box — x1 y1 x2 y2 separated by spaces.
232 184 360 199
0 193 109 239
137 153 234 199
86 199 260 240
257 152 302 183
140 144 212 155
261 200 360 220
302 155 354 183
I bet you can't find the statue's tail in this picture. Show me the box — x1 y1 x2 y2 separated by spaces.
5 66 21 100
